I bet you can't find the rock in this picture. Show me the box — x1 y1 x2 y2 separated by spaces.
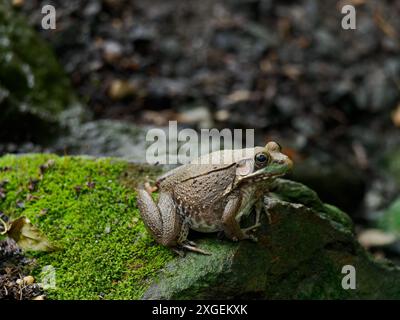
1 154 400 299
52 120 148 162
356 67 399 112
144 178 400 299
102 40 124 63
108 79 136 100
23 275 35 285
176 106 214 129
0 1 86 144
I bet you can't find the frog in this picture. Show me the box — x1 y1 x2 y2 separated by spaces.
136 141 293 255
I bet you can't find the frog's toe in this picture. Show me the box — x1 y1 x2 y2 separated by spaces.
172 247 186 257
181 242 211 255
242 223 261 233
242 231 258 242
249 235 258 242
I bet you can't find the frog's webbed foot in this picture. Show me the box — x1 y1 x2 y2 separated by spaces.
242 223 261 234
179 241 211 255
238 226 260 242
172 247 186 257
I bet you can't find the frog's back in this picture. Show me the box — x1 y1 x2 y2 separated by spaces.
157 162 236 187
172 164 237 232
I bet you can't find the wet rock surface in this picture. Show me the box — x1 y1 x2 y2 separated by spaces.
143 179 400 299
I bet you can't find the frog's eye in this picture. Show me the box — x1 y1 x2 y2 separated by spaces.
255 152 269 166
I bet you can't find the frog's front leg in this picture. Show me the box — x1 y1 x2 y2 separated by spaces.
263 194 275 224
136 189 181 246
221 194 258 242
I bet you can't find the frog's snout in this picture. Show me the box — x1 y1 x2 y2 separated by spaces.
276 156 293 171
286 157 293 171
270 150 293 171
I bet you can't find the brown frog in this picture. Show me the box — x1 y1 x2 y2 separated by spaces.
136 141 293 255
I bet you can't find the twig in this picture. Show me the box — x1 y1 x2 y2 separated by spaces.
0 217 9 235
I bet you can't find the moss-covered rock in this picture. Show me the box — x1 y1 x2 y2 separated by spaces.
0 154 172 299
0 154 399 300
0 1 85 143
144 184 400 299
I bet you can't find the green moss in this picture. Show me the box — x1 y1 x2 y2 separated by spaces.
322 204 354 234
381 150 400 186
271 178 325 212
0 154 173 300
380 198 400 236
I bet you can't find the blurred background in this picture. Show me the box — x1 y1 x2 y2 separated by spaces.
1 0 400 263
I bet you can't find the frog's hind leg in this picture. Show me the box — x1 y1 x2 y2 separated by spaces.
136 189 181 247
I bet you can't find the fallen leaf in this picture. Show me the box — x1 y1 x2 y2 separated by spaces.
7 217 56 252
